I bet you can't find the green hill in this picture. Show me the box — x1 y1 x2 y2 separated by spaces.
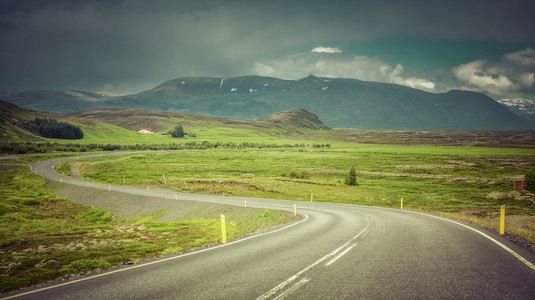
0 99 41 141
258 108 331 131
0 101 330 144
68 107 330 137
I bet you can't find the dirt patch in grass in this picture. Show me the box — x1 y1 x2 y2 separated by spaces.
393 164 458 170
486 190 534 201
358 170 522 185
0 164 27 170
68 162 84 180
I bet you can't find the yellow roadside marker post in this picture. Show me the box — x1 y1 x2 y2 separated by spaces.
401 198 403 210
175 194 178 200
245 200 247 208
221 215 227 244
311 195 314 202
294 204 296 216
500 205 505 235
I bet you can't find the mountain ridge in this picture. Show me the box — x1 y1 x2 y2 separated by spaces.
1 75 533 130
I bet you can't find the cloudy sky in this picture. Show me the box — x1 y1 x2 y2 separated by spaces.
1 0 534 100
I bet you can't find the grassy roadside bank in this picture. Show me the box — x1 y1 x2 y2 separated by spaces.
0 167 294 293
67 146 535 242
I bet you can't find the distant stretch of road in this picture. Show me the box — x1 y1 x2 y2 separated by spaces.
4 152 535 299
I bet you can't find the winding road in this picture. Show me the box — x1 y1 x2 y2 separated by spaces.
4 152 535 299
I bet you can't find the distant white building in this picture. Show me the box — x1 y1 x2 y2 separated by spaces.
139 128 153 133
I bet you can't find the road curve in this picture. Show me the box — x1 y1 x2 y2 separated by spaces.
4 152 535 299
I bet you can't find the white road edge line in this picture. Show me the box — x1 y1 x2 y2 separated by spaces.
1 214 309 300
410 211 535 272
256 218 369 300
325 243 357 266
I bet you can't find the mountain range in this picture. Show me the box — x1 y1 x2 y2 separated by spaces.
1 75 533 130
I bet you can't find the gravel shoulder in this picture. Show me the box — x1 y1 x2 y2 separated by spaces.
48 181 253 222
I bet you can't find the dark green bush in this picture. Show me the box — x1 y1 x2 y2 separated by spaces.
345 166 358 186
524 170 535 191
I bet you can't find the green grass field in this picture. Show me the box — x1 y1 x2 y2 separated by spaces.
70 145 535 239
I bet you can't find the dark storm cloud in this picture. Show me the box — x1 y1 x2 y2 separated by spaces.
0 0 534 93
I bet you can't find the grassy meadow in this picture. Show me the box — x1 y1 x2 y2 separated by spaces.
68 145 535 240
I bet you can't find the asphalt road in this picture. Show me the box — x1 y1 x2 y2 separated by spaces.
4 153 535 299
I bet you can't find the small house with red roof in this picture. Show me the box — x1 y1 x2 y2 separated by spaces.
139 128 153 133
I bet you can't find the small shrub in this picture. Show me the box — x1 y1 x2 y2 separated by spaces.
22 199 41 206
345 166 358 186
59 259 111 274
525 170 535 191
286 171 310 179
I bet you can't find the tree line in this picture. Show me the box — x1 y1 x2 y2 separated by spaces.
20 118 83 140
0 141 331 154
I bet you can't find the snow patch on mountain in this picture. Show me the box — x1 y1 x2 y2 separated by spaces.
497 98 535 121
